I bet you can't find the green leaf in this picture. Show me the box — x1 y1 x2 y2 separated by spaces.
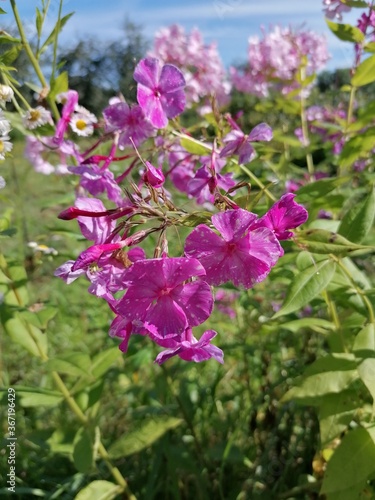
273 260 336 318
352 54 375 87
36 7 43 38
49 71 69 101
38 13 75 56
73 428 94 473
108 416 183 459
338 189 375 243
295 177 349 203
1 313 48 358
319 391 359 445
326 19 365 43
0 45 22 66
358 358 375 404
295 229 372 255
180 211 212 227
14 387 63 407
353 323 375 353
44 353 92 377
340 127 375 167
0 7 7 14
75 480 121 500
281 318 335 334
342 0 369 7
180 137 209 155
321 427 375 494
91 347 121 379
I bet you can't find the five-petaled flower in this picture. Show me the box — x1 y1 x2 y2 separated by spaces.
134 57 186 128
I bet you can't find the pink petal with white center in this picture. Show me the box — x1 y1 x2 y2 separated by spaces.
212 209 257 242
137 85 168 128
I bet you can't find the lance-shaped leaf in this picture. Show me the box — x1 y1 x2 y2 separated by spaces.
338 189 375 243
326 19 365 43
352 54 375 87
108 416 183 459
321 427 375 496
273 259 336 318
75 481 122 500
295 229 373 255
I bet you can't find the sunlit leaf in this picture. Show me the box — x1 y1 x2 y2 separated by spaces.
273 259 336 318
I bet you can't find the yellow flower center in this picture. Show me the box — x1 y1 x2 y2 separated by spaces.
29 109 41 122
76 119 87 130
0 141 4 153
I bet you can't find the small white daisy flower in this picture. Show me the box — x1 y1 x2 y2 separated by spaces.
0 135 13 160
0 85 14 103
23 106 53 130
70 106 97 137
0 115 11 136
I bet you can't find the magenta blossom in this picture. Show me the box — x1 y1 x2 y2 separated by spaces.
133 57 186 128
116 257 213 338
155 328 224 364
69 164 123 205
253 193 308 240
103 100 155 148
185 209 282 289
142 161 165 188
220 123 273 164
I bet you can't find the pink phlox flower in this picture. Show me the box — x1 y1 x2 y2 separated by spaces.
53 90 79 145
75 197 117 243
323 0 351 20
142 161 165 188
184 208 282 289
103 100 155 148
87 247 146 305
220 123 273 164
133 57 186 128
54 260 86 284
25 137 81 175
69 164 123 204
151 24 231 108
187 151 235 204
155 328 224 364
109 316 134 353
252 193 308 241
116 257 213 338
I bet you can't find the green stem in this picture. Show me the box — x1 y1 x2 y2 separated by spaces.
9 0 59 121
299 66 314 181
322 289 346 352
51 0 63 83
239 164 276 202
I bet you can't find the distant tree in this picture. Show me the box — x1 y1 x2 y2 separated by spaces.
57 18 149 114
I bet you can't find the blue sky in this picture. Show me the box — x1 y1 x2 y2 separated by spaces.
6 0 362 70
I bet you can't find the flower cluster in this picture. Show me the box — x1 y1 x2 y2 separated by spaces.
151 24 231 110
230 26 329 97
16 54 308 364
